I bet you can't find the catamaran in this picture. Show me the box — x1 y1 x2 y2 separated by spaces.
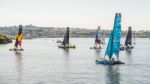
125 27 134 49
58 27 76 49
120 27 134 50
9 25 24 51
90 26 102 49
96 13 124 65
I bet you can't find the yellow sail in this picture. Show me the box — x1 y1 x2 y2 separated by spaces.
16 33 23 41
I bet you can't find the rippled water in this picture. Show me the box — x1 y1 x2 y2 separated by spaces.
0 38 150 84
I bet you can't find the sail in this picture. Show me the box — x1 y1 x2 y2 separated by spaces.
95 27 101 44
62 27 69 46
125 27 132 46
112 13 121 56
105 13 121 58
15 25 23 47
105 31 113 58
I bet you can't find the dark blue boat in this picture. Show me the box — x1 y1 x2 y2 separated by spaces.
125 27 134 49
58 27 76 49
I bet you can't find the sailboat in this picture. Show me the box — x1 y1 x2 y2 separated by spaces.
96 13 124 65
125 27 134 49
9 25 24 51
90 26 102 49
58 27 76 49
120 27 134 50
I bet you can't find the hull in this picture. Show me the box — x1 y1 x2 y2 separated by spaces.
90 46 102 49
9 48 24 51
120 46 133 51
96 58 124 65
126 46 134 49
58 45 76 49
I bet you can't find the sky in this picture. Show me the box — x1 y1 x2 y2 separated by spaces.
0 0 150 30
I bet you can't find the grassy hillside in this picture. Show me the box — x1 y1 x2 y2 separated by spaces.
0 34 12 44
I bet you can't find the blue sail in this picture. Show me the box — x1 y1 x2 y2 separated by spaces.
112 13 121 56
105 13 121 58
105 31 113 58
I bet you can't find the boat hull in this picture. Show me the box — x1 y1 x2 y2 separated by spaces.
120 46 134 50
9 48 24 51
58 45 76 49
90 46 102 49
96 58 124 65
126 46 134 49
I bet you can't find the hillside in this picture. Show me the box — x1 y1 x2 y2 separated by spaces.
0 25 150 38
0 34 12 44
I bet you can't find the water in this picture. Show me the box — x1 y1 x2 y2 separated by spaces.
0 38 150 84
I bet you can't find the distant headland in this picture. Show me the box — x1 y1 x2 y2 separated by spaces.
0 24 150 38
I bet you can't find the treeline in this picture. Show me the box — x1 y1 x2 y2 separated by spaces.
0 25 150 38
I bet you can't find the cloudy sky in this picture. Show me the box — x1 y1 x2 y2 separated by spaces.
0 0 150 30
